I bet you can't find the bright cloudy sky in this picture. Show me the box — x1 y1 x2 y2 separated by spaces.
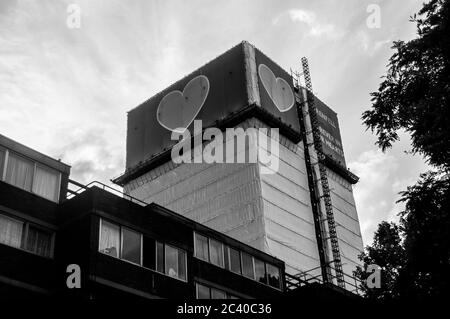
0 0 429 245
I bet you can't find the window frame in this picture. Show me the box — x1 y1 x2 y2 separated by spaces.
208 238 224 268
0 212 55 258
4 151 34 192
265 262 282 289
32 163 61 203
98 218 121 258
120 226 143 266
253 257 267 284
98 218 143 266
193 232 225 269
195 282 211 299
195 282 240 299
240 251 256 280
0 149 61 203
193 232 209 262
155 240 188 282
226 246 242 275
23 222 55 258
193 232 282 291
0 147 6 180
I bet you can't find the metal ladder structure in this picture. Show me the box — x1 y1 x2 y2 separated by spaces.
292 57 346 289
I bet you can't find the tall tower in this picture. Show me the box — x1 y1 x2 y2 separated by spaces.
113 41 364 290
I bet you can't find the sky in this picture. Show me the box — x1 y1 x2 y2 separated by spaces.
0 0 429 245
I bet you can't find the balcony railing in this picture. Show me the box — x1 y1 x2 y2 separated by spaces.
284 262 364 296
66 179 148 207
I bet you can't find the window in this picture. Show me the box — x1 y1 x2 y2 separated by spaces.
156 241 164 273
241 252 254 279
98 220 188 279
0 148 5 178
121 227 141 265
0 214 23 248
193 232 281 290
227 247 242 274
99 219 120 258
142 236 155 269
0 149 61 203
194 233 209 261
156 241 187 281
99 219 143 265
266 263 281 289
32 165 59 202
211 288 227 299
0 213 54 257
209 239 224 267
25 225 52 258
5 153 33 192
165 245 186 280
195 283 239 299
254 258 266 284
194 232 224 268
196 283 210 299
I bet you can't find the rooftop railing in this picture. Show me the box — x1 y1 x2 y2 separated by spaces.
66 179 148 207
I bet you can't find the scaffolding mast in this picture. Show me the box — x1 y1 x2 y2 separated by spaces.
295 57 346 288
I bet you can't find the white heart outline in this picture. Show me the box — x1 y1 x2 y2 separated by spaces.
156 75 210 133
258 63 294 112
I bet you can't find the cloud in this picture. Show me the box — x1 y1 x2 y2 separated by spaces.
354 30 392 56
51 127 124 186
349 150 404 245
273 9 345 40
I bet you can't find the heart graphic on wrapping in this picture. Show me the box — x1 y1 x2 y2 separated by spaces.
157 75 210 133
258 64 294 112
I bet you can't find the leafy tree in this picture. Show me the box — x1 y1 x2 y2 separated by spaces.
362 0 450 170
358 0 450 300
357 172 450 299
396 171 450 298
355 221 405 299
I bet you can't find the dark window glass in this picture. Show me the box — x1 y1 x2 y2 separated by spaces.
156 241 164 273
254 258 266 284
121 228 141 264
211 288 226 299
224 246 230 270
1 214 54 258
165 244 178 278
178 248 187 281
165 244 187 281
209 238 223 267
26 225 52 257
195 233 209 261
241 252 254 279
99 220 120 258
156 242 187 281
143 236 156 269
0 149 5 179
228 247 241 274
266 263 281 289
0 214 23 248
196 283 210 299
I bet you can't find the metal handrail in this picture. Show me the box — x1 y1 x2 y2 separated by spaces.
66 179 148 207
285 264 364 296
